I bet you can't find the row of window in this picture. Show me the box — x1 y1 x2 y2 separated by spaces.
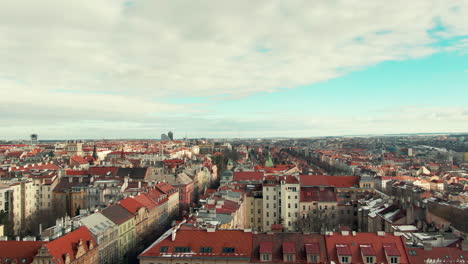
162 247 236 253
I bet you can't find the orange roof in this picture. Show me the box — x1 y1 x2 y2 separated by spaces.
45 226 96 263
119 197 145 214
0 241 46 264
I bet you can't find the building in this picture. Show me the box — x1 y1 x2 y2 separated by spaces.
0 241 45 264
324 231 410 264
101 204 136 263
32 226 99 264
79 212 119 264
119 197 149 250
66 140 84 157
139 228 253 264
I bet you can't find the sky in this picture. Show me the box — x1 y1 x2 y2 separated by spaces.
1 0 468 140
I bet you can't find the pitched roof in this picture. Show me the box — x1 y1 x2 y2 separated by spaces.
133 193 158 210
140 230 252 259
252 233 327 263
233 171 264 182
0 241 46 264
88 166 120 176
325 232 410 264
101 204 134 225
300 175 359 188
408 246 468 263
119 197 145 214
71 155 89 165
45 226 96 263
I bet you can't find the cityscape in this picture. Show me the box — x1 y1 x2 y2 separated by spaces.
1 0 468 263
0 134 467 263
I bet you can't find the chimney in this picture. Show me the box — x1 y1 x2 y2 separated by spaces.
16 236 20 241
423 243 432 251
138 182 141 188
377 231 385 236
341 231 349 236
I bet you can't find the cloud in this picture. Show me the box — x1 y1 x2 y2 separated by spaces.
0 0 468 138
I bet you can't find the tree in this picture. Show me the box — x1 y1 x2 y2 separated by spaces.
294 209 337 233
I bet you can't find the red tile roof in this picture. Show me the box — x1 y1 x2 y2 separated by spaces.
71 155 89 165
305 243 320 255
300 175 359 188
325 232 410 264
233 171 264 182
134 193 158 210
101 204 134 225
360 244 377 256
282 242 296 254
0 241 46 264
119 197 145 214
88 166 119 176
408 246 468 263
252 233 327 263
259 242 273 253
140 230 252 259
45 226 96 263
336 244 352 255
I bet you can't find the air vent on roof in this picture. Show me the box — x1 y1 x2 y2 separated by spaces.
377 231 385 236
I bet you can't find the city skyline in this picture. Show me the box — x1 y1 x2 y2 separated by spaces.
1 1 468 139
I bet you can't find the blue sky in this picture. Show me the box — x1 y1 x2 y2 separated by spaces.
0 0 467 139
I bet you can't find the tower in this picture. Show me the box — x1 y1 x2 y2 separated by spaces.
92 145 98 160
30 134 38 145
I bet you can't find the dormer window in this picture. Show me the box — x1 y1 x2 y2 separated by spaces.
336 244 352 264
365 256 375 264
341 256 350 263
390 257 399 264
283 242 296 262
305 243 320 263
260 241 273 262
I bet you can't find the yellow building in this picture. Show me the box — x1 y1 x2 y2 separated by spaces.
101 204 136 263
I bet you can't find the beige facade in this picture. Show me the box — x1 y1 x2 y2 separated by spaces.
280 181 300 231
244 196 263 230
11 180 35 234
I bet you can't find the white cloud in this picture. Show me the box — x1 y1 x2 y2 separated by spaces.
0 0 468 138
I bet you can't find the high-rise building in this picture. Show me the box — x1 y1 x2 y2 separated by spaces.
168 131 174 141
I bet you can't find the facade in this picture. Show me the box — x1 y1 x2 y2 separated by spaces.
10 180 35 234
101 204 136 263
80 212 119 264
32 226 99 264
119 197 149 249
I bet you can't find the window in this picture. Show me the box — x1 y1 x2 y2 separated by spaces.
310 255 319 262
286 254 293 261
175 247 191 252
266 195 269 200
273 195 276 200
222 247 235 253
390 257 398 264
409 250 417 256
200 247 212 253
266 221 270 226
288 196 291 199
288 212 291 217
266 203 269 209
365 256 374 263
267 212 270 217
295 203 298 208
262 254 270 261
303 205 306 210
288 203 291 208
160 246 168 252
340 256 349 263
